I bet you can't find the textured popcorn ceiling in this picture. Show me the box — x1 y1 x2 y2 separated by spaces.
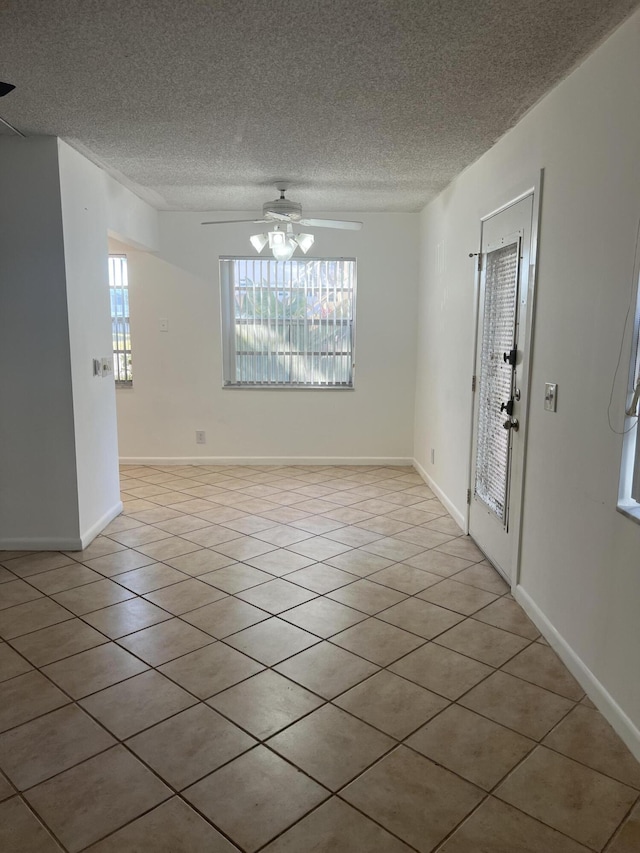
0 0 637 211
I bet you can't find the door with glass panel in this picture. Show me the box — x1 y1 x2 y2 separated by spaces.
469 193 535 583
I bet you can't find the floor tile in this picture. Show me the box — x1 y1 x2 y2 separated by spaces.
182 595 269 637
438 797 592 853
287 536 352 561
435 537 485 562
285 563 358 593
435 617 530 667
324 526 385 547
80 669 196 739
378 597 464 639
334 670 449 739
10 619 107 667
261 796 414 852
236 578 317 613
407 703 534 790
0 598 72 640
183 746 327 853
367 563 442 594
211 537 277 561
501 642 584 700
0 579 43 609
106 525 173 547
394 526 452 548
224 618 320 665
324 549 394 576
113 563 189 593
199 563 274 593
159 641 264 698
222 515 280 533
143 577 227 614
2 552 76 578
474 597 540 639
42 642 148 699
280 597 367 637
152 514 212 534
85 797 239 852
0 796 63 852
327 578 407 614
404 549 473 577
290 515 346 535
355 516 412 535
127 507 187 524
0 704 115 790
495 745 638 850
331 617 425 665
606 801 640 853
390 643 493 700
417 577 499 614
209 670 324 739
162 548 236 575
0 671 70 733
342 745 483 853
543 704 640 788
25 745 171 853
84 549 157 577
0 643 32 681
25 563 103 595
51 578 135 615
243 548 316 575
275 641 378 699
360 537 426 561
459 671 574 740
268 704 393 790
102 516 145 535
453 562 510 593
118 618 214 666
83 597 171 638
0 773 14 800
251 524 313 546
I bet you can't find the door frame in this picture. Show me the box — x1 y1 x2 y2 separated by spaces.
466 170 544 589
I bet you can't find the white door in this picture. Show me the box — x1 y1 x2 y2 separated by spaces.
469 193 536 583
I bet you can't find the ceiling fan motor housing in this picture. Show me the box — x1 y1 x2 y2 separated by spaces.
263 197 303 220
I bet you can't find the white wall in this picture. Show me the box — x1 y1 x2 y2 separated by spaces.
115 212 419 462
415 11 640 750
58 140 122 542
106 172 159 252
0 137 80 546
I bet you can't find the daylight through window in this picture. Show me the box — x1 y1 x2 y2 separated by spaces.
108 254 132 385
220 257 356 388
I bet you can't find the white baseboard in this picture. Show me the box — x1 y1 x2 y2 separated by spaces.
0 501 123 552
79 501 123 550
119 456 414 467
412 459 466 531
515 586 640 763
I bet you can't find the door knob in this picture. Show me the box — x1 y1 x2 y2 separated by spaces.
503 418 519 431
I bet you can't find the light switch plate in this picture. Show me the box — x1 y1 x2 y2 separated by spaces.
159 318 169 332
544 382 557 412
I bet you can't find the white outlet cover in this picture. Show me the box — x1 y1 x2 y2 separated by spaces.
544 382 557 412
159 318 169 332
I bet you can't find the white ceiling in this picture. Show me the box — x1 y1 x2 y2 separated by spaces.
1 1 638 212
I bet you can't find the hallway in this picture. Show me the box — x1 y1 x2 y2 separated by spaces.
0 465 638 851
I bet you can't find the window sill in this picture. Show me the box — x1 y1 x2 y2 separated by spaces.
115 381 133 389
223 384 355 391
616 501 640 526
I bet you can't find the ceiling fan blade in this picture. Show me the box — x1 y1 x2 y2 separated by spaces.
299 218 363 230
201 219 269 225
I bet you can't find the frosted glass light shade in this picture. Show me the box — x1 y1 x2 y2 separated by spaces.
250 233 268 253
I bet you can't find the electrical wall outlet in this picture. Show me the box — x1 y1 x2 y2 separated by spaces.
159 318 169 332
195 430 206 444
100 358 113 378
544 382 558 412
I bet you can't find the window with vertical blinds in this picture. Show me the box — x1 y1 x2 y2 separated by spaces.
108 254 133 386
220 257 356 388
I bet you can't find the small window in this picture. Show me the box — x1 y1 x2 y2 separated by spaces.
220 257 356 388
618 271 640 520
108 254 133 386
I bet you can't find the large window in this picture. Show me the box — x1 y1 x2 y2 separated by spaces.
108 254 132 386
618 271 640 520
220 257 356 388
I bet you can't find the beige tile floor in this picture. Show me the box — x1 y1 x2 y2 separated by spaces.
0 464 639 852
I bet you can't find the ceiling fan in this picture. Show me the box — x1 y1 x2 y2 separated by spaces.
201 183 362 231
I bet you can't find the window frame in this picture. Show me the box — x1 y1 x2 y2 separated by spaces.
219 255 357 390
108 253 133 388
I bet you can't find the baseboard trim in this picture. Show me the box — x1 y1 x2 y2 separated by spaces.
515 586 640 762
0 501 123 552
79 501 123 550
119 456 414 467
412 459 466 530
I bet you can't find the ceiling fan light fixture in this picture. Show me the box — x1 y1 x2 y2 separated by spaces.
271 238 297 261
295 233 314 254
250 233 268 253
